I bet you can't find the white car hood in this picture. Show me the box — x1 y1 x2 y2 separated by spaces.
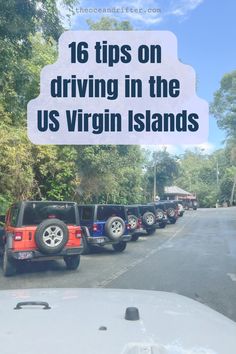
0 288 235 354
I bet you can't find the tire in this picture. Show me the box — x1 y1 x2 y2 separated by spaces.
105 217 125 241
167 208 175 217
142 212 155 226
3 248 16 276
128 215 138 231
131 234 139 242
146 228 156 235
64 255 80 270
158 222 166 229
35 218 69 255
81 235 91 255
112 241 127 252
169 218 177 224
155 208 164 221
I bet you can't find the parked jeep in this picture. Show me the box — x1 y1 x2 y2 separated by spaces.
126 205 159 237
0 201 83 276
77 204 131 253
159 200 179 224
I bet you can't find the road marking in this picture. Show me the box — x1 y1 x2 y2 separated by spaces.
227 273 236 282
96 217 195 288
157 218 194 250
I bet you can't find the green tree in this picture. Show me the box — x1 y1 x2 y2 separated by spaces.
210 71 236 139
0 1 77 125
211 70 236 204
0 0 78 42
144 149 179 201
174 149 225 207
75 145 145 204
87 17 133 31
0 33 57 125
0 126 35 206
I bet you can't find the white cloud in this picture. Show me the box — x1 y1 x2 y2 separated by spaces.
142 144 182 155
111 0 163 25
143 142 216 156
69 0 204 28
169 0 204 18
182 142 215 154
56 0 79 28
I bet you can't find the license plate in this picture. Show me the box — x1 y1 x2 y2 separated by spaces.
18 251 33 260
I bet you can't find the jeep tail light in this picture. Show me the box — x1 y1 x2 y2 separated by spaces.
93 224 98 232
75 228 82 238
138 218 142 228
127 223 131 230
14 232 23 241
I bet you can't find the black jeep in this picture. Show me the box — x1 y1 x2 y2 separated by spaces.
127 204 159 238
77 204 131 253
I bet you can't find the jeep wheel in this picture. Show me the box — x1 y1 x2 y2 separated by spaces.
112 241 127 252
64 255 80 270
105 217 125 241
35 219 69 255
128 215 138 231
131 234 139 242
146 228 156 235
3 249 16 276
142 212 155 226
155 208 164 221
167 208 175 217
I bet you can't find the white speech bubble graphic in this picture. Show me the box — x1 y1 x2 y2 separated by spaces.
27 31 209 145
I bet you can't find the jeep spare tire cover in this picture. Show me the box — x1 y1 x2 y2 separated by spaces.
167 207 175 217
128 215 138 230
105 216 125 241
155 208 164 220
35 218 69 254
142 212 155 226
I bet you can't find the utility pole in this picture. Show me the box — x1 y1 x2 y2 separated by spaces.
230 173 236 206
153 164 156 202
216 160 219 186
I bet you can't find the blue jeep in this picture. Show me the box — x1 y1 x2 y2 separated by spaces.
77 204 131 254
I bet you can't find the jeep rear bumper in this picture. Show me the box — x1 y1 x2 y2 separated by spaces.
7 246 83 261
143 223 159 230
87 234 131 246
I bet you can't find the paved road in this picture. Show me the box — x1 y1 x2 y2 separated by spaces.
1 208 236 321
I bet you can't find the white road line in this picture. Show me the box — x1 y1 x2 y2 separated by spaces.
227 273 236 282
96 216 195 288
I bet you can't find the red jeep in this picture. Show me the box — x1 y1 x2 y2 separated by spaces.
0 201 83 276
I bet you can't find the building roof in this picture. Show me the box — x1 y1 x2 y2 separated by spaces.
164 186 192 196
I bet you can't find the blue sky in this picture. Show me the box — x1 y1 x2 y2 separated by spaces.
65 0 236 154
